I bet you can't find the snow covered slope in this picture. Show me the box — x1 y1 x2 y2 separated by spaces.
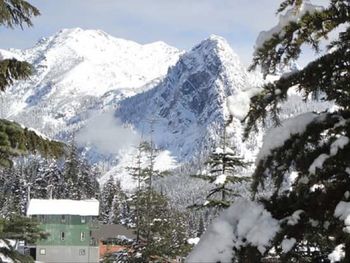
117 35 261 161
1 28 332 192
0 28 181 138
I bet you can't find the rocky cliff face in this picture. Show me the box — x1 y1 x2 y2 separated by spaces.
117 35 261 160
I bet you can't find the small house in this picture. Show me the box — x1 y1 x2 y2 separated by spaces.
26 199 100 263
91 224 136 258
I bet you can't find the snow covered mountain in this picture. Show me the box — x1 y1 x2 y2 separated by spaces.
0 28 182 138
1 29 263 189
117 35 261 161
1 28 331 192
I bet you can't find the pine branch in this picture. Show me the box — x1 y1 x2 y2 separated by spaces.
251 112 350 195
190 174 212 181
244 45 350 138
0 0 40 29
277 0 303 14
0 59 32 91
250 1 349 76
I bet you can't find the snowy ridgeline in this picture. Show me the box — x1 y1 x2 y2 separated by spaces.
0 26 334 207
0 28 265 192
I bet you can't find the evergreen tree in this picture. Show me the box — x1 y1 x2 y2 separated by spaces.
197 215 205 238
240 0 350 261
127 139 169 239
127 141 148 241
42 159 65 199
78 159 100 199
192 116 249 209
0 215 47 262
129 190 191 262
23 157 65 199
0 166 27 216
126 139 190 261
99 175 124 224
61 140 99 200
0 2 65 167
63 141 80 199
0 0 40 91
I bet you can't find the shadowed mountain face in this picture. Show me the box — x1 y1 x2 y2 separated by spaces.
117 35 258 160
1 28 331 190
1 29 266 188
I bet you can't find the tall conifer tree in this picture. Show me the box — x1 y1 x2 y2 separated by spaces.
240 0 350 261
192 116 248 209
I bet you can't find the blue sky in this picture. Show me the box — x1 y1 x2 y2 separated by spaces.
0 0 327 65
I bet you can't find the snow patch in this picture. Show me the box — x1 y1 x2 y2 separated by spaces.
283 210 304 226
281 237 296 253
187 237 200 245
0 49 23 61
227 91 251 121
186 199 279 262
334 201 350 233
289 171 299 186
0 240 13 263
328 244 345 263
257 112 319 163
27 199 99 216
154 150 178 171
309 136 349 174
310 184 325 192
214 174 227 185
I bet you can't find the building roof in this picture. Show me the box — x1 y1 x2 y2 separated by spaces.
26 199 99 216
91 224 136 240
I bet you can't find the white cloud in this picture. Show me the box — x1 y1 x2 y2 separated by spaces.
76 111 140 155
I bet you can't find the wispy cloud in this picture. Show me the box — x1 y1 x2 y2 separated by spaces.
76 111 140 155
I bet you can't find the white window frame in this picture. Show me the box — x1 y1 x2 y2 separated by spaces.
60 231 65 241
81 216 86 224
80 231 85 241
39 248 46 255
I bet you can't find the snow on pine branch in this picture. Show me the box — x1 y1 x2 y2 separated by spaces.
256 112 323 164
334 201 350 234
328 244 345 263
254 0 323 53
0 240 14 263
309 136 349 174
186 198 279 263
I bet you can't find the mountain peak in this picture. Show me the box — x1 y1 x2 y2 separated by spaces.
207 34 230 46
178 35 243 77
3 28 182 123
191 34 236 55
116 35 255 160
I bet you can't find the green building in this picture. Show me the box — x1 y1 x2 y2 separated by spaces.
27 199 100 263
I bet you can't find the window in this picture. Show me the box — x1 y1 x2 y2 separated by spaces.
79 249 86 256
81 216 86 224
80 232 85 241
61 215 66 223
39 248 46 255
60 232 65 241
